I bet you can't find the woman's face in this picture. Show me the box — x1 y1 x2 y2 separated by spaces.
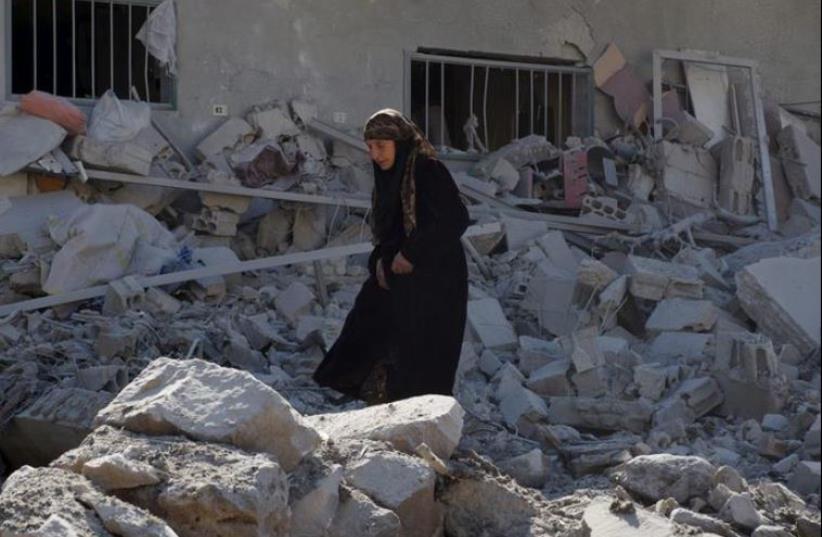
366 139 397 171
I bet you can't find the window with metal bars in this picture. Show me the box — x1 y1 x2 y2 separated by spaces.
405 49 594 152
7 0 173 105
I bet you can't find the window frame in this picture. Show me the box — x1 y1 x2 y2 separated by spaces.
403 49 594 154
4 0 176 109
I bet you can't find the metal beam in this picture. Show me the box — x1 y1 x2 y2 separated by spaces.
0 222 502 317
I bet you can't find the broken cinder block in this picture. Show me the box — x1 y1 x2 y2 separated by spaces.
102 275 144 316
625 255 703 301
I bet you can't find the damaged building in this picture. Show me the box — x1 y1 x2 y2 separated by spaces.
0 1 821 536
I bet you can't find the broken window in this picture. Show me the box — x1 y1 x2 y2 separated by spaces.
9 0 173 104
406 49 593 152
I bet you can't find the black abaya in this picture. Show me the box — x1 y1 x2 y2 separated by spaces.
313 156 469 403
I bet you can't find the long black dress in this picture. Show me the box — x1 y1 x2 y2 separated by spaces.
313 156 469 402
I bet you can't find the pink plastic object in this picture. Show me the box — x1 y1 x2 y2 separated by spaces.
19 90 87 135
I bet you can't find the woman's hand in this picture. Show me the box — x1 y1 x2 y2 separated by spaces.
391 252 414 275
376 258 390 290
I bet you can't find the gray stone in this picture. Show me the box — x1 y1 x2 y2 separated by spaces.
645 298 718 332
713 465 747 493
548 397 653 434
788 461 822 496
467 298 517 350
625 255 703 301
647 332 714 362
719 493 764 531
499 384 549 435
761 414 790 432
345 451 440 537
752 526 794 537
610 454 716 504
305 395 464 460
567 327 605 373
497 448 550 489
526 360 572 397
328 488 401 537
478 349 503 377
275 281 316 325
290 466 344 537
81 453 162 491
94 357 321 471
670 508 741 537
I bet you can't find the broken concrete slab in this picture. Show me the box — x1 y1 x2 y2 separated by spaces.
345 451 440 537
736 255 821 354
248 106 301 139
647 331 714 362
497 448 550 489
275 281 316 325
567 327 605 373
55 425 290 537
670 507 742 537
0 466 176 537
778 125 821 201
195 117 255 161
625 255 703 301
499 384 549 435
305 395 464 460
610 454 716 504
93 357 322 471
502 216 549 251
787 460 821 496
526 360 573 397
683 61 732 148
717 135 757 216
714 331 788 419
645 298 718 332
467 298 517 350
583 498 675 537
80 452 162 491
0 387 114 469
655 141 717 209
522 259 580 337
328 487 401 537
547 396 653 434
719 492 765 531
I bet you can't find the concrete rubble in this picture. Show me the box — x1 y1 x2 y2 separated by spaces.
1 44 821 537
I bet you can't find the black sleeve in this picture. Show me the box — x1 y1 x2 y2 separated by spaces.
400 158 470 265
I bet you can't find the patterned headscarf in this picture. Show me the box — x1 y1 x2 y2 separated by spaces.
364 109 436 237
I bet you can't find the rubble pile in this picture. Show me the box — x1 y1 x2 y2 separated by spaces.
1 45 821 536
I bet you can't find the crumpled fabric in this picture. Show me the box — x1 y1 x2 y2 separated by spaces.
43 204 178 294
136 0 178 75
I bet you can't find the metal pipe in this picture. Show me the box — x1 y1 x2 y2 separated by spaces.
91 0 95 97
424 61 430 137
483 66 489 150
128 3 132 95
529 70 534 135
514 69 519 138
52 0 56 94
71 0 76 97
557 73 563 144
570 73 576 136
440 62 445 148
469 65 474 118
33 0 37 90
543 72 548 137
110 0 114 92
408 51 588 74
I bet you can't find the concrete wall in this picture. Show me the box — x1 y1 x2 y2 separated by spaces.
2 0 820 151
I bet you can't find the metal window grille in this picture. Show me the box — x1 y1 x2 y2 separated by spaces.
6 0 173 105
404 51 594 152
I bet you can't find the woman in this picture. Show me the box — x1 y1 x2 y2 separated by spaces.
313 109 470 404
